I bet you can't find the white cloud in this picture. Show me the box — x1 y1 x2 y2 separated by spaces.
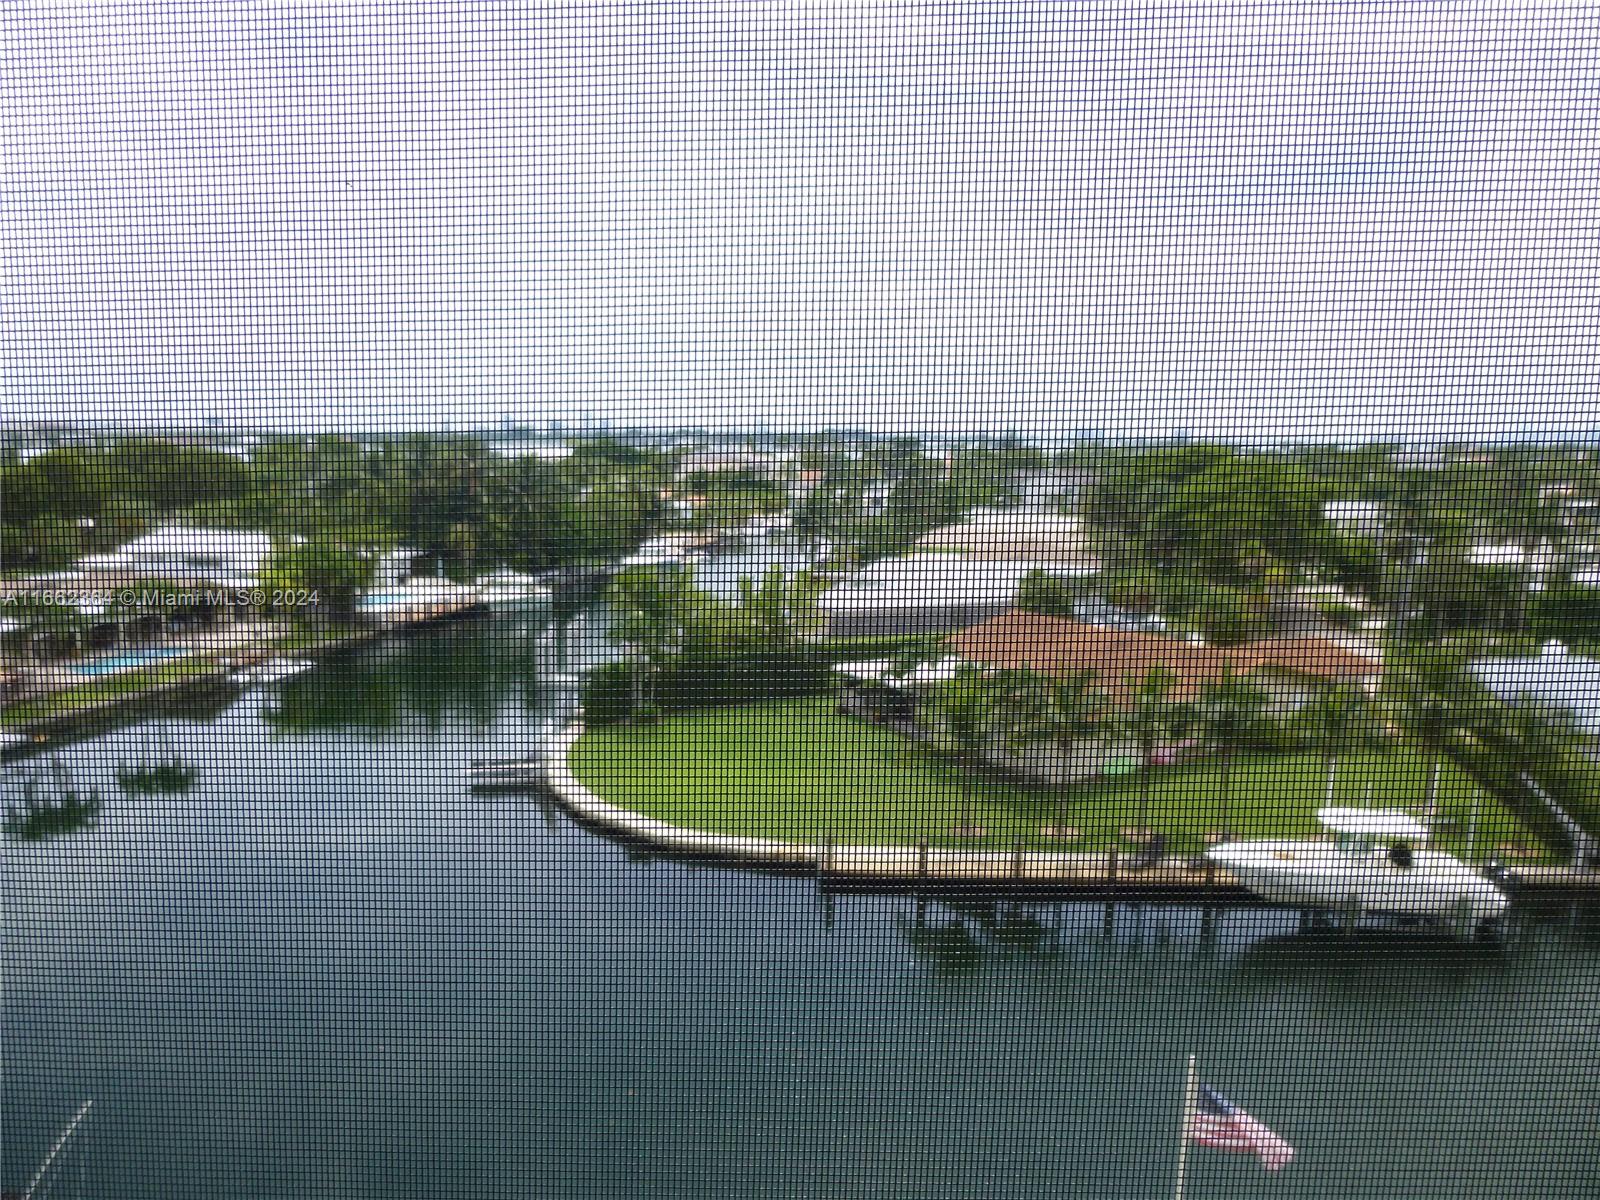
3 0 1597 439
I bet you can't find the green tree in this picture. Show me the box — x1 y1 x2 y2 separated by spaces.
261 539 376 623
605 564 707 718
1194 670 1270 839
922 664 1008 823
1476 698 1600 865
1120 666 1181 832
731 565 824 648
1388 661 1468 826
991 667 1111 766
1016 570 1085 618
1303 683 1377 807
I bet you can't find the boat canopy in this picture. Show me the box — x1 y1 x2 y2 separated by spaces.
1316 807 1429 840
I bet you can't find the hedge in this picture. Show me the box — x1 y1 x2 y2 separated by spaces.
580 649 836 724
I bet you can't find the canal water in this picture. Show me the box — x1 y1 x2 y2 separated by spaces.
4 599 1600 1199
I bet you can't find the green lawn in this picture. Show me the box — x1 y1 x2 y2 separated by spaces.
570 696 1548 860
0 657 222 727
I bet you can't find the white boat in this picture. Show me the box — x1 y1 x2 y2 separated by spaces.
1205 808 1511 930
234 658 316 686
474 570 552 608
618 533 711 569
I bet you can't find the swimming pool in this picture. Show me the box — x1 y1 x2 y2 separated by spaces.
71 648 188 677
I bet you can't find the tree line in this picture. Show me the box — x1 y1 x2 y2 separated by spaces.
0 434 668 574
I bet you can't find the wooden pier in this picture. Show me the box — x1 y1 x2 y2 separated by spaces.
543 725 1600 899
815 843 1242 893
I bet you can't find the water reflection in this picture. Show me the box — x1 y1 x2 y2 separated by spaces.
897 898 1062 972
263 606 610 735
885 893 1543 979
6 599 1600 1200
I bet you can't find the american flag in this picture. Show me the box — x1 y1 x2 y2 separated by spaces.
1188 1084 1296 1171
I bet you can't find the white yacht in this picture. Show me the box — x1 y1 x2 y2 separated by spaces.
474 570 552 609
1206 808 1511 930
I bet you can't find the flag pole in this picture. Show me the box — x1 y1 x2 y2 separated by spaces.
1173 1054 1199 1200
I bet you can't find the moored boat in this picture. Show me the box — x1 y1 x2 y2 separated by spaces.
1205 807 1511 931
474 570 553 609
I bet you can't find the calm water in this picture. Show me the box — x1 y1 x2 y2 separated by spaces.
5 602 1600 1199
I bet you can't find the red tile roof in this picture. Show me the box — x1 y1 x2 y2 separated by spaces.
945 611 1379 706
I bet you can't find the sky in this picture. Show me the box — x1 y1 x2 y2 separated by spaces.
2 0 1598 440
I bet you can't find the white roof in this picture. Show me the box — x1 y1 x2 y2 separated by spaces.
119 525 275 559
834 657 962 687
1323 500 1385 517
940 510 1083 533
820 555 1078 613
1469 642 1600 736
1316 808 1430 839
494 443 573 460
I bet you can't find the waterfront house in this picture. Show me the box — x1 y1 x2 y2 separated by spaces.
817 554 1095 638
835 610 1382 783
1323 499 1387 539
947 611 1382 712
372 547 426 590
913 510 1102 571
80 525 277 589
1469 641 1600 741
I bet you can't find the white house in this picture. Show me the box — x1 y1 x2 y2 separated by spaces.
1469 641 1600 738
1322 500 1387 539
818 555 1096 637
915 510 1102 570
372 547 426 589
1467 540 1562 590
80 526 278 588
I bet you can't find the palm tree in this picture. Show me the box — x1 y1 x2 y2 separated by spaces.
1304 683 1375 807
1483 698 1599 866
1121 666 1180 834
1389 667 1465 827
998 668 1112 774
1194 669 1269 841
605 564 702 719
922 664 1008 825
732 563 826 648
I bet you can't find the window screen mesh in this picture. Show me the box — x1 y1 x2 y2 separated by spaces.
4 3 1599 1198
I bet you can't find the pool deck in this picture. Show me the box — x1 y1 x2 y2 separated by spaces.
544 723 1600 897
